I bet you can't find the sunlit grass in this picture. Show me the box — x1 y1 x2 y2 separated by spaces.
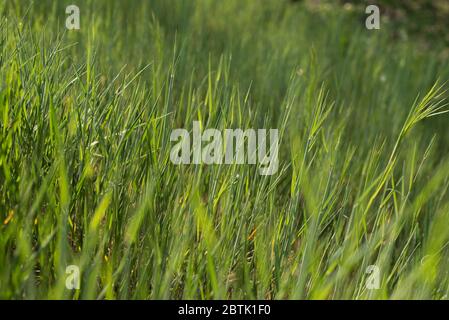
1 0 449 299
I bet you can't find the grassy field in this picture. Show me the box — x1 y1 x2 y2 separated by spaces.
1 0 449 299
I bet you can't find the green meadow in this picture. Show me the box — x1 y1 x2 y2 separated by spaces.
1 0 449 299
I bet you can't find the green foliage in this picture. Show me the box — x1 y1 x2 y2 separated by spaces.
0 0 449 299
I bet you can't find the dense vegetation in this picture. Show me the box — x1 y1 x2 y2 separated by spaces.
1 0 449 299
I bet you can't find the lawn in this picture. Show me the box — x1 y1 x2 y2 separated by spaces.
1 0 449 299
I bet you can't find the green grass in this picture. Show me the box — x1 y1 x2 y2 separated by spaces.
1 0 449 299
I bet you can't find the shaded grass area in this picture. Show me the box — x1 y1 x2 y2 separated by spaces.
1 0 449 299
